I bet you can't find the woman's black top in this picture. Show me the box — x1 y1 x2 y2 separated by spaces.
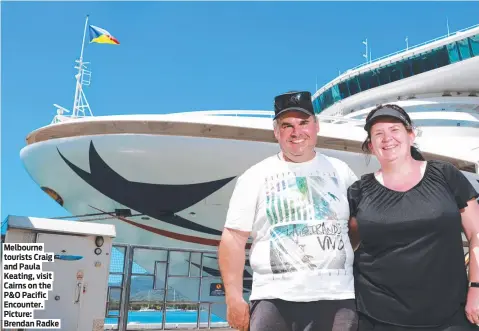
347 160 479 327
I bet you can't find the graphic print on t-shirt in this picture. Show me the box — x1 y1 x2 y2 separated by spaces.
265 173 347 276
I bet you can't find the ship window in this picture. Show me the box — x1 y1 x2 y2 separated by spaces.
422 52 436 72
447 42 461 63
399 60 412 78
318 94 325 111
434 46 450 68
457 39 472 60
338 82 350 99
368 71 380 88
389 64 402 82
358 72 370 91
411 55 424 75
313 98 322 114
469 34 479 56
348 77 360 95
322 88 334 109
331 85 341 102
378 66 391 85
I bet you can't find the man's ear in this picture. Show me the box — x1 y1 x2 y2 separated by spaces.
273 122 280 141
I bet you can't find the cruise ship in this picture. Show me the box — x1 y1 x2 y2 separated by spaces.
19 23 479 321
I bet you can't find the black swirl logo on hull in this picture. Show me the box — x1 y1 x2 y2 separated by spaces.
57 141 235 236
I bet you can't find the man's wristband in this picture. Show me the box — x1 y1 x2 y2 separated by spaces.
469 282 479 288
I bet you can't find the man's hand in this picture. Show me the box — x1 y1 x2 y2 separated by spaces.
226 296 249 331
218 227 250 330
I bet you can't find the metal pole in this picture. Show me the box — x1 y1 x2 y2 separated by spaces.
363 39 368 63
196 252 204 328
72 15 89 117
118 245 133 331
161 250 170 330
79 15 89 61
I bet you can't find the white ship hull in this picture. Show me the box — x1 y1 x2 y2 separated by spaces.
19 112 479 320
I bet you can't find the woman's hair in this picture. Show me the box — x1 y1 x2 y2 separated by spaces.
361 104 425 161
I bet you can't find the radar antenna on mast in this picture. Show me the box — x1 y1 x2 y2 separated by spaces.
52 15 93 124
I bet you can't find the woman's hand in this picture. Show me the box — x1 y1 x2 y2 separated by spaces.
465 287 479 325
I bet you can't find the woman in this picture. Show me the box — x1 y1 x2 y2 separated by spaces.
348 104 479 330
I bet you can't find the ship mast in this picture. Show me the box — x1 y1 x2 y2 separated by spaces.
53 15 93 123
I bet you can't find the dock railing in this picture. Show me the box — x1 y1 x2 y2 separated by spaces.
105 243 251 330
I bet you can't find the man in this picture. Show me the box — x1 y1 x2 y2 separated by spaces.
218 91 359 331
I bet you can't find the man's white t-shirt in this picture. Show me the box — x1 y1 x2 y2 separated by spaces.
224 152 358 302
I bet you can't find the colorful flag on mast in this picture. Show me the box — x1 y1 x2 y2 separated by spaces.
89 25 120 45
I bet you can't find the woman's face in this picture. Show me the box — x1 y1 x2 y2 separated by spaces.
369 117 415 163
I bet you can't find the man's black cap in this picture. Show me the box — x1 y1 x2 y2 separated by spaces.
364 105 412 132
274 91 315 120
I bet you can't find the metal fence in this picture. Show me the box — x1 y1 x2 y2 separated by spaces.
104 244 248 330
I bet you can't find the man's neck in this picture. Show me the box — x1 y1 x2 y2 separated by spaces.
281 150 316 163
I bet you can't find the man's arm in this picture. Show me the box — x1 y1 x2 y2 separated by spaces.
219 169 257 299
218 228 250 302
218 167 258 330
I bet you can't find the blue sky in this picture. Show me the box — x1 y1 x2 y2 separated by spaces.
2 1 479 224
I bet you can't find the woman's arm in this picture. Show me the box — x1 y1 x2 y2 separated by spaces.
348 216 360 251
461 198 479 325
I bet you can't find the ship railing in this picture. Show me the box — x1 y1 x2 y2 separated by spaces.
348 23 479 74
172 109 365 125
50 105 93 124
51 114 90 124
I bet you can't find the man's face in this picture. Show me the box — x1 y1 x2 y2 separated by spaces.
274 111 319 162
